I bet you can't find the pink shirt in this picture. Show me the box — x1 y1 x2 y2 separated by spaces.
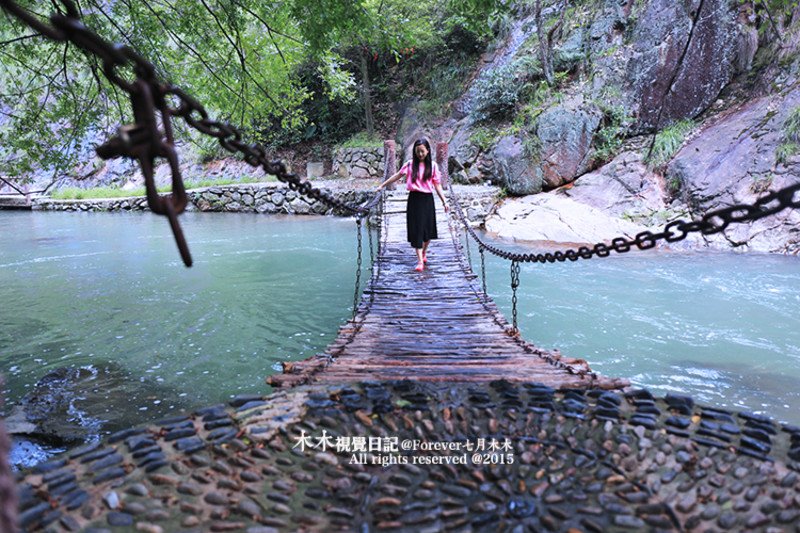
400 160 441 194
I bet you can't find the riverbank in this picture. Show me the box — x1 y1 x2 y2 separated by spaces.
9 176 800 255
22 180 500 229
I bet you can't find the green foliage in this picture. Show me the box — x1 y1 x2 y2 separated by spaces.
776 142 798 165
415 58 481 118
338 131 383 148
749 0 799 36
646 119 695 169
783 106 800 143
1 0 312 178
1 0 508 178
469 126 497 151
469 56 540 123
593 103 634 162
750 173 774 194
776 106 800 165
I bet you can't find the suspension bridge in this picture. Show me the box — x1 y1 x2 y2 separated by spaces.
267 179 628 391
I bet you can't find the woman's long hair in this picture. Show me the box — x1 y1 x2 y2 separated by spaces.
411 138 433 185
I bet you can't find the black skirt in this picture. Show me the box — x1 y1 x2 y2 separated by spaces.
406 191 438 249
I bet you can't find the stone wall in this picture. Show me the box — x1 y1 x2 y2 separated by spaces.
332 146 385 179
32 182 376 217
30 182 501 229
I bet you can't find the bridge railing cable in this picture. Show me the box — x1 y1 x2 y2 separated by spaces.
449 181 800 264
0 0 383 266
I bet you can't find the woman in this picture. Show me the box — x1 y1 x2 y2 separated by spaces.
377 138 450 271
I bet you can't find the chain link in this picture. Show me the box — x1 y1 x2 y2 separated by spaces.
368 216 375 265
464 226 472 265
480 245 487 298
353 217 364 320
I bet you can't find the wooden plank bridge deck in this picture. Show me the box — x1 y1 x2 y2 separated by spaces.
268 190 628 390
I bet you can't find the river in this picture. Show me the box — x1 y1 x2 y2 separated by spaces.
2 211 799 467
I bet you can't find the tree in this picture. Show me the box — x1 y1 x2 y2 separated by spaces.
0 0 505 182
1 0 346 180
292 0 501 138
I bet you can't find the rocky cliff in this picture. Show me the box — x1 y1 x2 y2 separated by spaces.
412 0 800 253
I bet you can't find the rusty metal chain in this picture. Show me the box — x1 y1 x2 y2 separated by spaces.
353 217 364 320
510 260 520 333
1 0 382 266
479 245 487 297
463 226 472 265
448 181 800 264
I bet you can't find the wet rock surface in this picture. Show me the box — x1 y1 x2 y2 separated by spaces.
15 380 800 532
5 365 185 448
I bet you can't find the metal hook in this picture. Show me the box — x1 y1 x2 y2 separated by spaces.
95 79 192 266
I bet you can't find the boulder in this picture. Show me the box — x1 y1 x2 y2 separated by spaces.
556 151 671 222
666 88 800 253
535 101 602 189
448 117 482 168
306 162 325 178
4 365 161 445
483 135 542 196
484 193 655 245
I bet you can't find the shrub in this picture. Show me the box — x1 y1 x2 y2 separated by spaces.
784 106 800 143
469 56 539 123
594 104 634 162
646 119 695 169
777 106 800 165
468 126 496 152
776 142 798 165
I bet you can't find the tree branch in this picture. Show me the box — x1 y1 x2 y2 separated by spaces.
139 0 251 102
0 34 42 47
229 0 303 64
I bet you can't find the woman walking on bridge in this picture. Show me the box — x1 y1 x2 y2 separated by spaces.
377 138 450 271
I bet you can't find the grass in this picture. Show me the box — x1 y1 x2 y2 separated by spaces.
784 106 800 143
50 176 271 200
776 142 798 165
337 132 383 149
645 119 695 169
776 106 800 165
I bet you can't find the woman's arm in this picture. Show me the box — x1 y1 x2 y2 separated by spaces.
434 182 450 213
377 170 403 191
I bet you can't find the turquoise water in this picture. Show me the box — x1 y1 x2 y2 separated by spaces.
467 235 800 425
0 211 370 427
